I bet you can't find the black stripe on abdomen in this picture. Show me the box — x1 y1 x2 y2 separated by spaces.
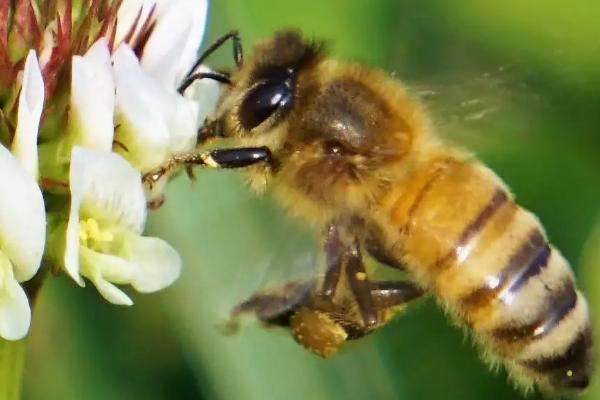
461 228 550 311
491 281 578 343
432 188 508 271
521 325 594 390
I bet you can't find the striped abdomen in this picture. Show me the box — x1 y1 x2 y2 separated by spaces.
376 157 594 391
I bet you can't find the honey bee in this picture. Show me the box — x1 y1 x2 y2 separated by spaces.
146 30 594 392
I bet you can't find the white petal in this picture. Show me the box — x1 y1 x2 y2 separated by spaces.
176 0 209 83
0 145 45 282
93 277 133 306
79 246 133 305
0 279 31 340
181 65 221 129
80 246 133 285
84 37 113 67
64 197 84 286
12 50 44 180
113 45 197 171
64 216 85 287
69 39 115 151
140 0 208 89
114 0 154 46
123 235 181 293
167 96 200 155
69 147 146 232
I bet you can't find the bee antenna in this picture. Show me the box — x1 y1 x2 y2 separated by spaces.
178 71 232 94
178 30 243 94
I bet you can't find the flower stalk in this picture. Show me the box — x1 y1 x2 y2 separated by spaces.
0 338 26 400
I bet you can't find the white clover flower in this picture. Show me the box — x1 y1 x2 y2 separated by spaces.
37 0 217 187
0 0 219 324
0 0 220 394
0 51 46 341
0 63 46 340
64 147 181 305
111 0 219 183
112 44 203 172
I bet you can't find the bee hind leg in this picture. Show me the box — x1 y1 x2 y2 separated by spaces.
225 280 314 334
288 235 424 358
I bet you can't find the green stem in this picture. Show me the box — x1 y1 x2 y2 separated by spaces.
0 265 49 400
0 338 26 400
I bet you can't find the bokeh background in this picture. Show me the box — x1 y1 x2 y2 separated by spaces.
23 1 600 399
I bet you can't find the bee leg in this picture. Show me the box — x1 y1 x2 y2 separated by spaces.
287 244 371 357
225 281 314 333
345 240 379 329
365 240 406 270
320 224 344 297
346 241 425 330
184 165 196 181
370 281 424 309
142 146 272 187
290 282 423 357
321 228 386 330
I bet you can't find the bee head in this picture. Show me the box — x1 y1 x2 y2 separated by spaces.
215 31 426 212
215 30 323 149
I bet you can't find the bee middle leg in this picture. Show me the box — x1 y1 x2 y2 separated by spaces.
321 225 424 330
369 281 424 309
344 240 425 331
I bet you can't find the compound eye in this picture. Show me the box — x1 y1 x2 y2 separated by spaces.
239 79 293 130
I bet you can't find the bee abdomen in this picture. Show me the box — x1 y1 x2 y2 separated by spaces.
466 241 594 391
382 158 594 391
520 324 594 390
454 216 593 390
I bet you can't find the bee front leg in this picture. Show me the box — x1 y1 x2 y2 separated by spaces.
142 146 272 188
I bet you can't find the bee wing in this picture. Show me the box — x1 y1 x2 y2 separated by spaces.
224 213 322 331
407 64 540 139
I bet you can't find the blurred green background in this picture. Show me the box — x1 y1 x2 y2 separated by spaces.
23 1 600 399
